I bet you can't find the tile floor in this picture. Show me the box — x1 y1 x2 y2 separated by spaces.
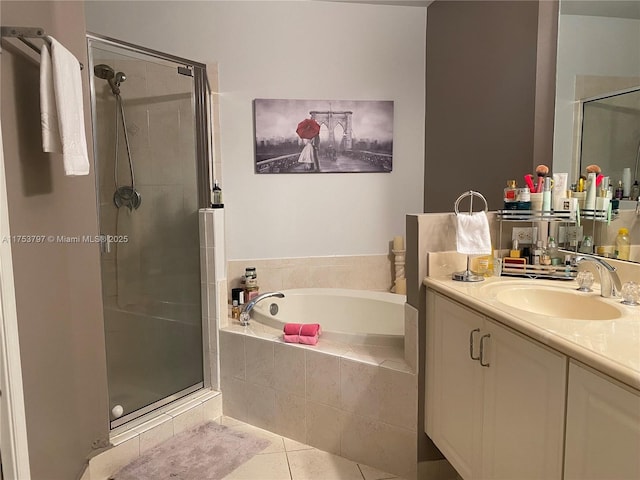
217 416 406 480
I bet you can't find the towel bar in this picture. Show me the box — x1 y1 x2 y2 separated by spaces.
1 26 84 69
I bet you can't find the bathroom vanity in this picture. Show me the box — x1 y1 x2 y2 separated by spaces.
423 275 640 480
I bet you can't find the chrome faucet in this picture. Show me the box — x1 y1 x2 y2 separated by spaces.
573 255 622 298
239 291 285 326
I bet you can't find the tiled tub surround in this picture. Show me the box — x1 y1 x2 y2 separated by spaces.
227 254 394 300
219 313 419 480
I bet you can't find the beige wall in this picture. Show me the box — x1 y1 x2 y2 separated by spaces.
1 2 109 479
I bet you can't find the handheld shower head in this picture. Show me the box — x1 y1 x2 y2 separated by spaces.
94 64 126 95
94 64 115 80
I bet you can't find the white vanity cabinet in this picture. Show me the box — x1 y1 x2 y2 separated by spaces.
564 361 640 480
425 290 567 480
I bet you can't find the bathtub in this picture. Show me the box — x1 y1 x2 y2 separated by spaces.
251 288 405 346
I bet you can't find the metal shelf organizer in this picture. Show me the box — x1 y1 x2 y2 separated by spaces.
496 210 578 280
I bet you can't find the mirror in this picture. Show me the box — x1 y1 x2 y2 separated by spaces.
553 0 640 262
580 87 640 196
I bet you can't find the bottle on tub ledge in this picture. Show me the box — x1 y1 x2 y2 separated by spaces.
244 266 259 302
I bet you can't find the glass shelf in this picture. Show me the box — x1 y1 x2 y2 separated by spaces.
497 210 575 222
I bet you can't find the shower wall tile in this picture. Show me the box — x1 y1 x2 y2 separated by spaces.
217 278 229 329
198 210 206 246
203 209 214 248
146 60 181 96
212 209 226 281
148 105 180 185
116 59 147 99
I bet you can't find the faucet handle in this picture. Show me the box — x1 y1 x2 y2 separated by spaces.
621 281 640 306
576 271 594 292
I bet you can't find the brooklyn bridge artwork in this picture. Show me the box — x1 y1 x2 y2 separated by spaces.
253 99 394 174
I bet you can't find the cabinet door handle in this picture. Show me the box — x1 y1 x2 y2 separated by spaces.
479 333 491 367
469 328 481 361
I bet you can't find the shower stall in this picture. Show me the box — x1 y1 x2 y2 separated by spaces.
87 35 212 428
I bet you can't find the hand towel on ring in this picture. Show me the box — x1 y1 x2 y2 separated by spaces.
455 210 492 255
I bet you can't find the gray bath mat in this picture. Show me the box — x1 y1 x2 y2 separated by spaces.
112 421 271 480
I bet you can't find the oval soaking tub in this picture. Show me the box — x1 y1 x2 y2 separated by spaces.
250 288 405 346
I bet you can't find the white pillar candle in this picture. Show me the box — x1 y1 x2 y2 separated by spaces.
393 235 404 251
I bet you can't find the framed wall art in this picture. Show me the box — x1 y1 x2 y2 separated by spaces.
253 99 394 174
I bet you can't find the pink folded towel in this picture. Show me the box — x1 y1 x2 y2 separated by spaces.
283 334 320 346
283 323 321 336
283 323 321 345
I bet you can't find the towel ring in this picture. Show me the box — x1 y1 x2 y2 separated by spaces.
454 190 488 215
452 190 489 283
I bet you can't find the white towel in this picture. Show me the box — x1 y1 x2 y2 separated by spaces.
40 36 90 176
456 211 492 255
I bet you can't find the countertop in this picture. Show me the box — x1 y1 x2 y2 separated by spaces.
424 275 640 390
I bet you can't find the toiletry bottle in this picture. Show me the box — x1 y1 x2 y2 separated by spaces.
532 240 542 265
615 228 630 261
622 168 631 198
631 181 640 201
504 180 517 208
540 242 551 266
244 267 259 302
212 180 224 208
579 235 593 254
547 237 562 266
231 300 240 320
615 180 624 200
492 250 502 277
510 239 521 259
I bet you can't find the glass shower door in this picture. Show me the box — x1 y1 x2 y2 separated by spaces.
88 38 204 428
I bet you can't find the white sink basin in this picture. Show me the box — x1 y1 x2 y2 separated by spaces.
483 283 623 320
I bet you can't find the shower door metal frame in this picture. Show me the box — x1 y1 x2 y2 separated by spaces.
87 32 212 209
86 33 213 429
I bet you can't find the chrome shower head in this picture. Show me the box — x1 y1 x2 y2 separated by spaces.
94 64 115 80
94 64 126 95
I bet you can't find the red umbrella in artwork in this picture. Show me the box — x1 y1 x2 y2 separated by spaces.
296 118 321 139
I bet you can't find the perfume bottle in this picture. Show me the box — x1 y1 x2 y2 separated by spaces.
504 180 517 202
